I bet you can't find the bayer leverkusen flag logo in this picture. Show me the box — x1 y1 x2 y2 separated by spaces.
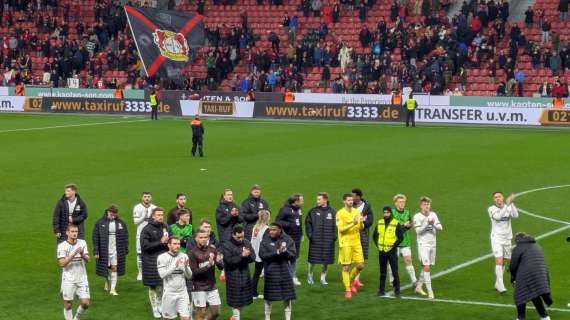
124 6 205 78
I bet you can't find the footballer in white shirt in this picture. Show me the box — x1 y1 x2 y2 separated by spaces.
413 196 442 299
133 191 157 280
488 191 518 293
57 224 90 320
157 236 193 320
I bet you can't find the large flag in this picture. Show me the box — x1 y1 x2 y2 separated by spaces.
124 5 205 78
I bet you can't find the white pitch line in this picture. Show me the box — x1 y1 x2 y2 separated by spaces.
380 296 570 313
0 119 148 133
517 208 570 225
396 185 570 292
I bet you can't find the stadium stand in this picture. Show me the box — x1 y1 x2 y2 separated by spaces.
1 0 570 97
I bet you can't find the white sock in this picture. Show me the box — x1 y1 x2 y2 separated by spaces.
284 300 292 320
64 308 73 320
232 308 240 320
155 287 163 311
495 265 505 290
321 265 328 282
264 301 272 320
307 263 314 279
148 288 158 310
424 272 433 294
416 271 424 288
354 272 360 281
110 271 118 291
75 306 86 319
387 264 394 283
406 265 417 283
137 255 143 275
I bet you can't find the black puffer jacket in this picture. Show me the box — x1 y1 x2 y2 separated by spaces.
510 235 551 306
305 205 337 264
241 195 270 240
356 199 374 259
259 231 297 301
52 194 88 240
275 202 303 258
92 214 129 277
215 200 243 243
220 238 256 308
140 220 168 287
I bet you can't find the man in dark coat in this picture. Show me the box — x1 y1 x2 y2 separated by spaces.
275 194 304 286
190 116 205 157
305 192 336 285
352 188 374 286
260 223 296 320
510 232 553 320
92 205 129 296
53 183 88 241
240 184 270 240
215 189 243 244
220 225 255 320
167 192 192 226
141 207 169 318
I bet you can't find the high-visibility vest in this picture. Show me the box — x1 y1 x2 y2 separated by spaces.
114 88 123 99
150 94 157 106
392 92 402 105
284 92 295 102
553 98 564 109
406 99 416 111
376 218 399 253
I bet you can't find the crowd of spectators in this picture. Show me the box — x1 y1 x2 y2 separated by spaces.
2 0 570 97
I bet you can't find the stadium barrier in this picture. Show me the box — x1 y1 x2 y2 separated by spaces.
449 96 570 109
0 96 26 112
415 105 545 126
253 102 405 122
11 87 145 99
41 97 181 116
181 100 254 117
0 86 9 96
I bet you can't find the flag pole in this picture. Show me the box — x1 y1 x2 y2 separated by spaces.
123 5 150 78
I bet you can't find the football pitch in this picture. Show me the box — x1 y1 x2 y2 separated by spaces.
1 113 569 320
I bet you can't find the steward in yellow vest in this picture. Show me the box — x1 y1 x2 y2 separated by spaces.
405 93 418 128
373 205 404 297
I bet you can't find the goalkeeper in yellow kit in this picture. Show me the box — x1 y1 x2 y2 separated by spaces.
336 193 367 300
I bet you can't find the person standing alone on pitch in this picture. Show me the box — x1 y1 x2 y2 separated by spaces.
373 206 404 297
53 183 88 242
141 207 170 318
510 232 553 320
92 205 129 296
405 93 417 127
305 192 337 285
150 89 159 120
275 193 304 286
190 116 204 157
489 191 518 293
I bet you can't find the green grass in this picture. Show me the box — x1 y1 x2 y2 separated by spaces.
1 113 569 320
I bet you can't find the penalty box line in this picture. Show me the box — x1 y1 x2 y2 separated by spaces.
380 295 570 313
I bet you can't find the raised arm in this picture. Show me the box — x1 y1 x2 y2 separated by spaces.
157 256 179 279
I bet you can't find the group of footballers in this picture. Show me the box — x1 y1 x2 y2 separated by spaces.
54 183 536 320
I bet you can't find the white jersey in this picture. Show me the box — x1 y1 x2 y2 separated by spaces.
157 252 192 293
57 239 89 283
488 203 518 241
108 221 117 256
133 203 157 236
413 211 443 247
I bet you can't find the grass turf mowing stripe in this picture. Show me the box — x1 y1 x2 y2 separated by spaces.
380 296 570 313
0 119 148 133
